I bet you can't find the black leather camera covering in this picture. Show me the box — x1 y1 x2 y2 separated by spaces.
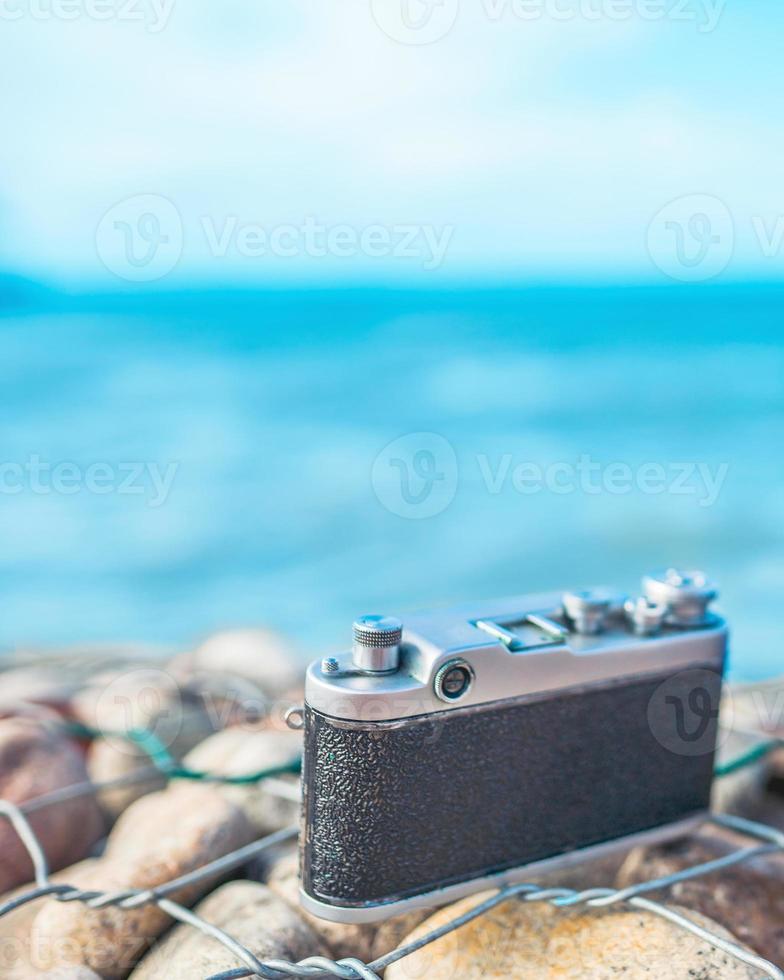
302 667 720 908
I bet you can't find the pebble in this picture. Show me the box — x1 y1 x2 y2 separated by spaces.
729 677 784 736
0 666 80 715
384 891 761 979
742 787 784 831
0 858 98 978
168 669 271 729
170 627 302 698
0 717 104 894
71 667 218 819
28 969 103 979
183 726 302 834
128 880 327 978
0 702 64 724
265 850 430 963
25 970 103 979
616 827 784 967
713 728 771 816
84 739 167 821
28 783 255 979
728 677 784 789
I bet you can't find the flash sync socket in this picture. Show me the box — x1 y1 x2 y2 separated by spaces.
434 659 475 703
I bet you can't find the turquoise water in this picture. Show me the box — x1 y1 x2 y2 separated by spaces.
1 282 782 680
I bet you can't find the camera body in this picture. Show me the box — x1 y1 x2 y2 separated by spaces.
300 570 726 923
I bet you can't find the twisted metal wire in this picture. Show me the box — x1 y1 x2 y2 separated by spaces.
3 774 784 980
205 868 784 980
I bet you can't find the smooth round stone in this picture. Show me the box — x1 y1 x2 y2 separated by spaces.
128 880 327 978
385 892 761 979
0 858 98 978
617 827 784 968
171 627 302 697
265 850 374 961
71 666 216 741
183 726 302 834
0 717 104 894
0 666 81 714
264 850 430 963
84 739 167 820
27 969 102 979
72 667 218 819
0 702 63 724
29 784 255 979
713 728 771 816
727 678 784 788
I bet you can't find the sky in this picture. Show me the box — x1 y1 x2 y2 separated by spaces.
1 0 783 287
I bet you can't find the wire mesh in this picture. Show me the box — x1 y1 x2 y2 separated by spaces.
1 757 784 980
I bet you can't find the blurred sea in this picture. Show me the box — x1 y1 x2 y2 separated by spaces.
1 281 782 681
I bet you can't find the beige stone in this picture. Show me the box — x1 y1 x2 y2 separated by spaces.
28 969 102 979
0 702 64 725
84 740 167 821
370 908 436 963
617 827 784 967
265 849 376 961
72 667 218 819
128 880 326 978
0 717 104 894
726 678 784 789
384 891 761 979
170 627 302 698
713 728 771 816
183 726 301 834
0 667 80 714
29 784 254 979
0 858 98 978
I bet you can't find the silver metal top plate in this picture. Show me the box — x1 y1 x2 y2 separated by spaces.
305 589 727 723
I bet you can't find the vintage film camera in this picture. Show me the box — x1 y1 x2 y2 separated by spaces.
299 569 726 923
